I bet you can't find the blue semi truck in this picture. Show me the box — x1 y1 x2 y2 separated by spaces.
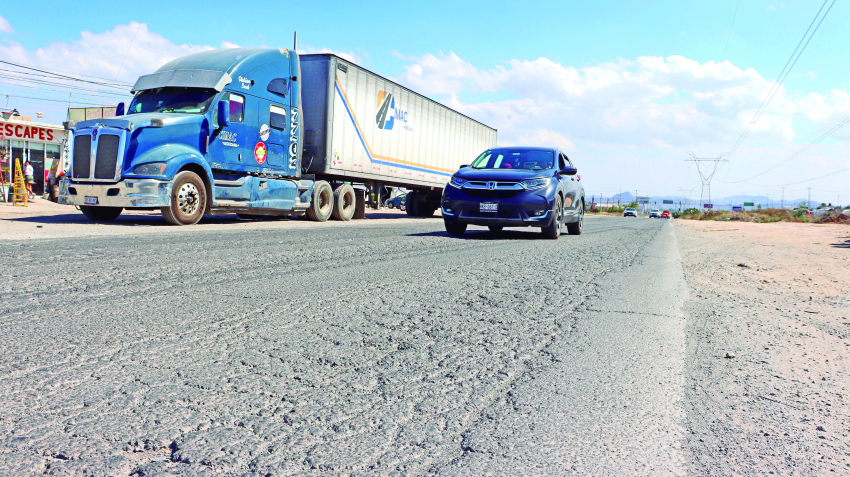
58 48 496 225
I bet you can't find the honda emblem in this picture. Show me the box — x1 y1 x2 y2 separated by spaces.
487 181 496 190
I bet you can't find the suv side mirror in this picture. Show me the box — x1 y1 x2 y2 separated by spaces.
217 100 230 128
459 164 469 169
561 166 578 175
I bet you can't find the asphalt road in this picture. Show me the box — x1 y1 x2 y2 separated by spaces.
0 216 688 476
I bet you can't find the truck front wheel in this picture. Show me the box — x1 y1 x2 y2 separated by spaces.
162 171 207 225
306 181 333 222
80 206 123 222
332 184 355 221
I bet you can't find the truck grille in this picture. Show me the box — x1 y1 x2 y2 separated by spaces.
72 131 123 181
94 135 121 179
73 135 92 179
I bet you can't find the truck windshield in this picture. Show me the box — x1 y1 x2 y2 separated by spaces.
127 87 217 115
470 148 554 170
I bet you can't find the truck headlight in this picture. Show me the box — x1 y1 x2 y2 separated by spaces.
520 178 550 190
132 162 167 175
449 176 467 188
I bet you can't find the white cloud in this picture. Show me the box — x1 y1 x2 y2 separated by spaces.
0 15 13 34
0 22 231 85
392 51 850 196
298 44 363 66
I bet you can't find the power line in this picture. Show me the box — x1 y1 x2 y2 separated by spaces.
0 81 132 101
0 94 115 107
0 75 131 97
749 165 850 187
0 61 134 86
723 113 850 183
721 0 742 60
0 60 132 90
726 0 835 160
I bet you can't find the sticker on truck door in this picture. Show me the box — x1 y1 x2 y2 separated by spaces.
254 142 267 164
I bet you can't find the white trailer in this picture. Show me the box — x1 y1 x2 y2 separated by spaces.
300 54 497 216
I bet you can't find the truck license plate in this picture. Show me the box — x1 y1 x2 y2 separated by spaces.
480 202 498 213
84 196 98 205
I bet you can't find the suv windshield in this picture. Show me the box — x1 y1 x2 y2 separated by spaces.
127 87 217 115
470 148 554 170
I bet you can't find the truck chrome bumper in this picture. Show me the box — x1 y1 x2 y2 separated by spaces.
58 179 172 208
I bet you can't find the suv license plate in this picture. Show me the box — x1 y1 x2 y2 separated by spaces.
480 202 498 213
84 196 98 205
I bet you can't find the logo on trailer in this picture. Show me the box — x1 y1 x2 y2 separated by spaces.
259 124 270 142
376 90 408 130
254 142 267 164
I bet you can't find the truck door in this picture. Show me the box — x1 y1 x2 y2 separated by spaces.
257 97 295 176
209 92 251 170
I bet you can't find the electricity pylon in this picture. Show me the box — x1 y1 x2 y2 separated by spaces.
685 152 728 208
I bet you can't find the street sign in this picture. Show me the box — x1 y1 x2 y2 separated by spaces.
637 196 651 204
732 206 743 211
704 204 713 209
663 199 673 204
743 202 754 206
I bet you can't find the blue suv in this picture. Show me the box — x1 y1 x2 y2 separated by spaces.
441 147 585 239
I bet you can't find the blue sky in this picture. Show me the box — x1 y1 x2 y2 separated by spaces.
1 1 848 202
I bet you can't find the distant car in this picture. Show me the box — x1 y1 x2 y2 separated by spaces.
661 210 670 218
386 194 406 209
624 207 637 217
649 209 661 218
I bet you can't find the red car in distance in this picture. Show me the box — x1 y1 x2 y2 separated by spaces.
661 210 670 218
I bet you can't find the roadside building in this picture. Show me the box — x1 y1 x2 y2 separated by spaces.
1 111 69 199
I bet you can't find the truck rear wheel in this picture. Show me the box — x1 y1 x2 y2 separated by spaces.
161 171 207 225
332 184 355 221
80 206 123 223
306 181 334 222
405 191 418 216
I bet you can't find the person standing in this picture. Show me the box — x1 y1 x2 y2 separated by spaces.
23 160 35 200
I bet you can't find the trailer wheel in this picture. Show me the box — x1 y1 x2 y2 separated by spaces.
161 171 207 225
405 191 418 216
332 184 355 221
306 181 334 222
80 206 123 222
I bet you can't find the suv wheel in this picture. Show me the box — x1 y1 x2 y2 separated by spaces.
542 196 563 239
567 200 583 235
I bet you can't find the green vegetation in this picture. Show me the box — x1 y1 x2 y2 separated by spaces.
675 208 850 224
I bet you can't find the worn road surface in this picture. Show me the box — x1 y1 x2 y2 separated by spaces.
1 216 690 475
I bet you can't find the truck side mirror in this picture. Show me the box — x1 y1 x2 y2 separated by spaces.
217 100 230 128
561 166 577 175
116 102 125 116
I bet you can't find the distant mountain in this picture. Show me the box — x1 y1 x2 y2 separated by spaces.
588 192 818 210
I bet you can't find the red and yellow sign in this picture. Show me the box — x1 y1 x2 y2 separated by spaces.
254 142 267 164
1 121 64 143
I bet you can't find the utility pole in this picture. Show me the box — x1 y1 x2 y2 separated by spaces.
781 187 786 209
685 152 728 209
807 187 812 209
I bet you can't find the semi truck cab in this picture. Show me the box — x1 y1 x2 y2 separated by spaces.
58 48 327 225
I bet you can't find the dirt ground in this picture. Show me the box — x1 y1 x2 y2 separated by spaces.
676 220 850 475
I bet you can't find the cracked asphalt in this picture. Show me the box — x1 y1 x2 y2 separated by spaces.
0 216 688 475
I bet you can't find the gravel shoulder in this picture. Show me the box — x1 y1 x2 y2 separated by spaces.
676 220 850 475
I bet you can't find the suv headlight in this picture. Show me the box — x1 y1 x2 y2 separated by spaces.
449 176 467 188
520 178 550 190
132 162 167 175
